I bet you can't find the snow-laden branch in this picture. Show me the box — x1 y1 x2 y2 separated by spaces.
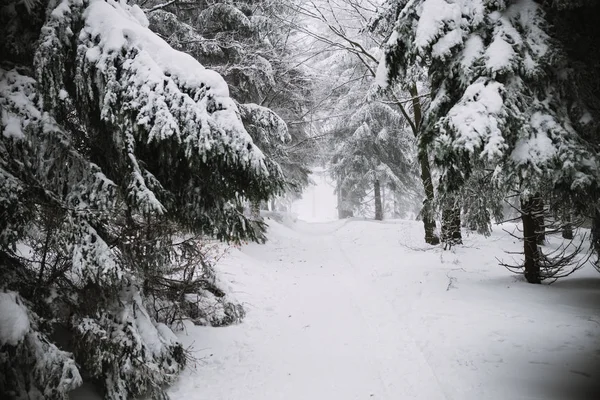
143 0 177 13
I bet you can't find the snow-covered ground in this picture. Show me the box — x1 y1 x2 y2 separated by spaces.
168 218 600 400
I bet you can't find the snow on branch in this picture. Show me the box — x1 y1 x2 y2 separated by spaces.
35 0 281 220
1 67 124 284
143 0 177 13
238 102 290 145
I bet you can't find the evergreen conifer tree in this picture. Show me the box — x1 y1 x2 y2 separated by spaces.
0 0 285 397
378 0 599 282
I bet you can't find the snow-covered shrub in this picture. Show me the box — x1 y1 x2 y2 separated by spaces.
72 285 184 400
182 290 245 327
143 236 245 328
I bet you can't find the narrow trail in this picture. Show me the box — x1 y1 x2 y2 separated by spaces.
168 219 600 400
169 220 448 399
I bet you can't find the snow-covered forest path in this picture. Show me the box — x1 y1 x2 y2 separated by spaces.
169 219 600 400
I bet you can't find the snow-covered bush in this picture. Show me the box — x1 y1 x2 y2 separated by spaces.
72 285 184 400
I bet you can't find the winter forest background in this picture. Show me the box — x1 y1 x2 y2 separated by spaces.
2 0 600 399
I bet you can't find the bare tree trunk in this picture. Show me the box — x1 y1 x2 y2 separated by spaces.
452 207 462 243
441 199 462 249
250 200 260 219
393 192 401 218
562 207 573 240
381 183 386 218
374 179 383 221
337 178 353 219
592 209 600 260
409 84 439 245
522 198 541 284
532 193 545 244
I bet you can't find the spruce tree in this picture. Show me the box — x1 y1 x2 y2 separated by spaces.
145 0 314 200
0 0 284 397
379 0 599 282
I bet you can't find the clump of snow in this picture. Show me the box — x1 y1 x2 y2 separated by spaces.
155 322 179 345
511 112 559 165
82 0 228 96
506 0 549 65
71 220 123 284
120 286 178 357
431 29 463 59
0 291 31 346
0 68 42 137
415 0 461 51
485 35 516 73
374 56 390 88
128 4 149 28
1 110 24 139
238 103 289 143
443 79 507 159
185 291 226 325
80 0 224 96
72 0 265 170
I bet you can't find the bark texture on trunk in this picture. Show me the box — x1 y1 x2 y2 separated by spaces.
562 223 573 239
421 198 439 245
441 202 462 249
337 181 353 219
532 194 545 245
409 83 439 245
522 198 541 284
592 209 600 258
374 179 383 221
250 200 260 219
560 206 573 239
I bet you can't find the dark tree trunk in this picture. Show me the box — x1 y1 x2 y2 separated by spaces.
452 207 462 243
592 209 600 258
562 223 573 239
393 192 401 218
522 198 541 284
441 201 462 249
420 198 439 245
409 84 439 245
337 180 353 219
561 206 573 239
374 179 383 221
420 155 439 244
250 200 260 219
381 184 386 217
532 194 545 245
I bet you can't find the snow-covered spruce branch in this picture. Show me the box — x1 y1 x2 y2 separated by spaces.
143 0 177 13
